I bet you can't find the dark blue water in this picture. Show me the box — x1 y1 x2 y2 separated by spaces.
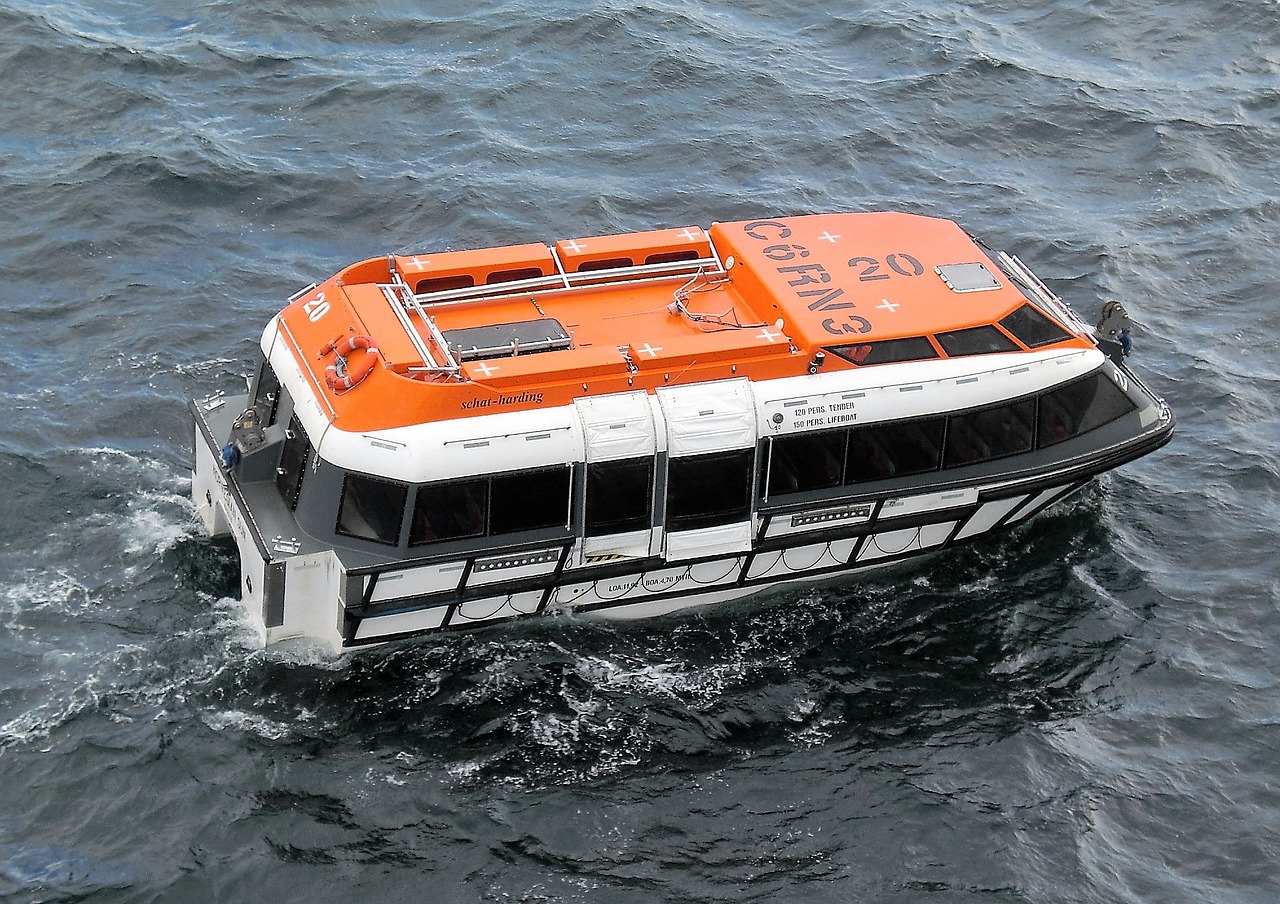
2 0 1277 900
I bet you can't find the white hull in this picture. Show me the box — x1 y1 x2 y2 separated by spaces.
195 405 1092 651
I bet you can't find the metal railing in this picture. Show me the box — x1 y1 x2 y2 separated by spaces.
381 274 461 376
376 235 734 374
996 251 1093 334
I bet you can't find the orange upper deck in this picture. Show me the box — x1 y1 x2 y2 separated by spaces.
274 212 1092 432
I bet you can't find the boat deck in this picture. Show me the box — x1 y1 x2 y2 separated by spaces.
272 212 1094 432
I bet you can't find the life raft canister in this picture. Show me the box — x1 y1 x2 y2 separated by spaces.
320 333 380 392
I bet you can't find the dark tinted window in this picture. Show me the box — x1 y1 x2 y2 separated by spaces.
409 468 572 545
337 475 407 545
667 449 753 532
1038 373 1136 447
945 399 1036 467
846 417 944 483
999 304 1072 348
490 467 571 534
828 336 940 366
275 415 309 510
410 479 487 544
935 325 1020 357
487 267 545 284
767 431 846 496
646 249 699 265
586 458 653 535
577 257 633 272
416 274 474 294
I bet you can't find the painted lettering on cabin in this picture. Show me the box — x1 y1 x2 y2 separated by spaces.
763 243 809 261
769 397 860 431
821 315 872 336
743 220 792 241
461 390 545 410
741 221 869 328
778 263 828 287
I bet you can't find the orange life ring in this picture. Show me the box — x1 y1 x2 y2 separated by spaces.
321 334 380 392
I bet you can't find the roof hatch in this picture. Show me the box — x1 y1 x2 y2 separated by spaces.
443 318 572 361
936 262 1001 293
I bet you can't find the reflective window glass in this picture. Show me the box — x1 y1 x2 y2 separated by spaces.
410 479 487 544
944 399 1036 467
827 336 940 366
1038 373 1136 447
935 325 1020 357
337 475 408 545
490 468 571 535
999 304 1071 348
767 431 846 496
667 449 753 532
586 458 653 536
846 417 944 483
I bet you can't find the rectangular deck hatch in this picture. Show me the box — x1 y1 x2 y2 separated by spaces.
443 318 572 361
936 262 1001 293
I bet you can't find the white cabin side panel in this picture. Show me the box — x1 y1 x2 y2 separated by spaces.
322 406 585 483
755 348 1103 437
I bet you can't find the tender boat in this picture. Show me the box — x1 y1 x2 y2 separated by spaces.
191 212 1173 650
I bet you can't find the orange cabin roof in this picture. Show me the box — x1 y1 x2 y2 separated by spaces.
275 212 1092 432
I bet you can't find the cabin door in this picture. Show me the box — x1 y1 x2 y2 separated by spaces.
574 391 662 563
654 379 758 562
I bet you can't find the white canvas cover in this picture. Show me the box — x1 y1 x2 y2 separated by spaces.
656 378 757 456
574 391 656 462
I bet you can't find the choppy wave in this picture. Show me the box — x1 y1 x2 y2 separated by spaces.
1 0 1278 899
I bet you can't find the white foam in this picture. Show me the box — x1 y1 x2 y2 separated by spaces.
0 572 92 622
0 573 121 747
201 709 292 740
120 494 197 557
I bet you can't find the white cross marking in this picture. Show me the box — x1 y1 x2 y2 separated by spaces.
637 342 663 358
757 327 783 344
405 255 431 271
818 231 841 243
564 238 587 254
474 361 500 377
677 227 702 242
877 298 900 313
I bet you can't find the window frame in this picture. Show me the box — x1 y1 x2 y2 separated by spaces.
827 336 941 367
666 448 754 532
489 466 573 536
585 457 655 537
408 465 574 547
335 473 409 546
1036 372 1136 448
765 429 848 497
846 416 946 484
934 324 1021 357
409 477 488 546
999 303 1072 348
